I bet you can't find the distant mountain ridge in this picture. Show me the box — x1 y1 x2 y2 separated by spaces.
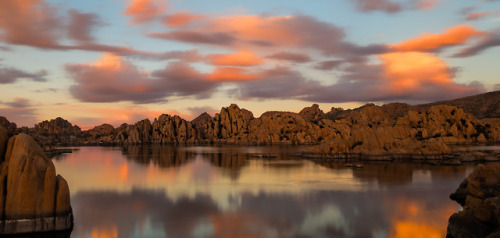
415 91 500 119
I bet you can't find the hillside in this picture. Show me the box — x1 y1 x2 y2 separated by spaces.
416 91 500 119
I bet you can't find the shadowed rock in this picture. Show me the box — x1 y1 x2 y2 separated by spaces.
447 164 500 238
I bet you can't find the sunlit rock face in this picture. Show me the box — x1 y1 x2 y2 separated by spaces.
447 164 500 238
0 131 73 234
312 104 498 159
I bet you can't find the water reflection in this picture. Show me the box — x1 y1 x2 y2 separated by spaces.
51 145 480 238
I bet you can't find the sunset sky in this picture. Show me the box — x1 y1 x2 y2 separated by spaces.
1 0 499 129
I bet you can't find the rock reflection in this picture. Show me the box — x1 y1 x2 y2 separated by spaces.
202 153 248 180
121 145 196 168
313 160 468 186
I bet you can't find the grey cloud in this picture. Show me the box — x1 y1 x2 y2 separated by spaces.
267 52 312 63
4 98 32 108
0 67 48 84
454 30 500 57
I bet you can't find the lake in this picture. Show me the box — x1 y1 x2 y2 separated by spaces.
50 145 477 238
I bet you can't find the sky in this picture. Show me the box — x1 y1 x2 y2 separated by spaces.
0 0 499 129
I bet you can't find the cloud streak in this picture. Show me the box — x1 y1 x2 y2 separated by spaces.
392 25 483 52
0 66 47 84
453 29 500 57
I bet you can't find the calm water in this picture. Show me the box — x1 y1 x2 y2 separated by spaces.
50 145 478 238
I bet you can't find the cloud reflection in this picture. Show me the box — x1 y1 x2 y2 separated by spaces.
53 146 471 238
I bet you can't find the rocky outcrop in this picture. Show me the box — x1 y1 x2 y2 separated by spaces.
86 124 116 143
152 114 197 144
0 117 16 136
0 131 72 234
447 164 500 238
18 117 82 147
417 91 500 119
299 104 325 122
310 105 496 160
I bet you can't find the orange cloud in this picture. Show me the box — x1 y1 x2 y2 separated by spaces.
392 25 483 52
124 0 167 24
207 67 260 82
93 53 128 70
379 52 455 91
67 53 219 104
207 50 264 66
164 11 204 27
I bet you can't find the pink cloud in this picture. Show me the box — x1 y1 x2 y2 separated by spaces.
164 12 204 28
352 0 402 13
0 0 197 61
350 0 440 13
124 0 167 24
465 11 499 21
415 0 440 10
0 0 63 48
206 50 264 66
207 67 260 82
67 53 219 103
235 53 484 103
150 14 387 58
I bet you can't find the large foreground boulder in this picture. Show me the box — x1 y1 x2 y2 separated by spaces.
447 164 500 238
0 132 73 234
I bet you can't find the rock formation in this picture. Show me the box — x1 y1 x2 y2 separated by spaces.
447 164 500 238
312 105 499 157
417 91 500 119
17 117 82 147
0 117 16 136
1 91 499 160
0 129 72 234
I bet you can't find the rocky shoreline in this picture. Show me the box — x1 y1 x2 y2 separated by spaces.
1 92 499 162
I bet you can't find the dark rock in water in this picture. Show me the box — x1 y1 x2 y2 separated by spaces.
0 132 73 234
447 164 500 238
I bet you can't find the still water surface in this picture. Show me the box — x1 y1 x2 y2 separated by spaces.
52 145 477 238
